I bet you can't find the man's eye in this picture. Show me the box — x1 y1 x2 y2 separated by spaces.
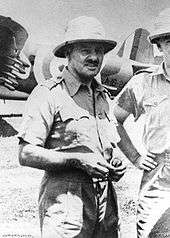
81 49 90 54
165 40 170 44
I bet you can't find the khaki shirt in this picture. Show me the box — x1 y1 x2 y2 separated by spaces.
116 63 170 154
18 67 120 159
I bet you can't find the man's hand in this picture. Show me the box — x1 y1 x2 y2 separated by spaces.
134 152 157 171
109 157 126 181
78 152 117 179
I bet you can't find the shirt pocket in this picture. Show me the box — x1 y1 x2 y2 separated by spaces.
143 95 168 114
59 107 94 148
45 105 90 150
59 106 90 122
143 95 169 127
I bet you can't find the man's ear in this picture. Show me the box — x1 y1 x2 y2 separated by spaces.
158 45 163 52
156 42 162 51
65 45 74 60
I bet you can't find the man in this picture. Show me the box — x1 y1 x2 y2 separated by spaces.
114 8 170 238
18 16 126 238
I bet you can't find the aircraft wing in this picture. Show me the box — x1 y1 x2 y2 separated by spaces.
0 85 29 100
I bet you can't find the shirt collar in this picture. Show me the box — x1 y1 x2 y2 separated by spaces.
57 67 106 97
151 62 164 76
152 62 170 81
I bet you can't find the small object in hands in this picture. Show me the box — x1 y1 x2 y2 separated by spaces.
109 157 126 182
111 158 122 167
104 171 109 179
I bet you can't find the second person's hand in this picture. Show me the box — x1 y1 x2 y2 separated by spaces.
134 152 157 171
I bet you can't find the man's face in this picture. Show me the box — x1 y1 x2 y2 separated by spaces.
67 42 104 82
158 37 170 66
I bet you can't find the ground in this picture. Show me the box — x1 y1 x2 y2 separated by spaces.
0 116 143 238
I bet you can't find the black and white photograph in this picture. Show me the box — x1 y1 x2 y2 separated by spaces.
0 0 170 237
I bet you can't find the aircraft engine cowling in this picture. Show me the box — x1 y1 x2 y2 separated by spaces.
0 16 37 99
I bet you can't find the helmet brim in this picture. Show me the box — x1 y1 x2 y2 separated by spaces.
53 39 117 58
149 32 170 44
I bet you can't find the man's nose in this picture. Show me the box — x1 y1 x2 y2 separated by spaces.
88 51 98 60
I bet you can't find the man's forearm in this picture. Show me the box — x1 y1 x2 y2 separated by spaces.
116 122 141 164
19 143 83 171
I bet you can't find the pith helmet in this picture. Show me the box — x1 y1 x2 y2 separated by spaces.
149 8 170 44
53 16 117 58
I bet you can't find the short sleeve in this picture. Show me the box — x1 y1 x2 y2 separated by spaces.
115 74 146 121
18 85 56 146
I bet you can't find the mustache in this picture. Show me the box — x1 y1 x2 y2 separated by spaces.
85 59 100 66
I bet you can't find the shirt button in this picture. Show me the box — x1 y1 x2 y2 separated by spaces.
98 112 103 118
154 102 158 106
